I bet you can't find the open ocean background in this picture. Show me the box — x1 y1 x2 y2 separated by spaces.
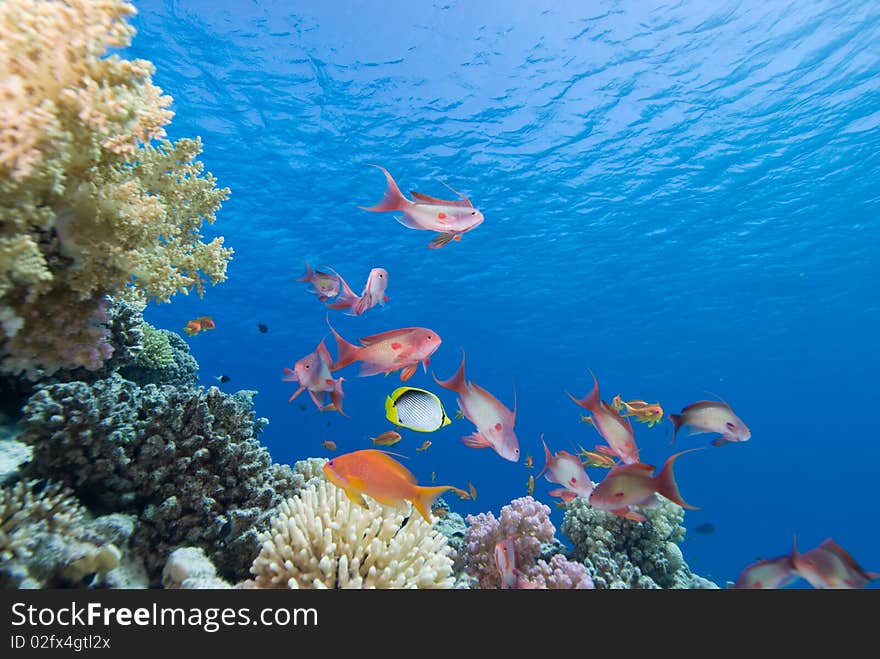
125 0 879 586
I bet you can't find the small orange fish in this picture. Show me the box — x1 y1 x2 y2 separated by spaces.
416 440 432 452
322 440 337 451
468 482 477 501
612 395 664 428
431 471 436 483
371 430 403 447
183 316 215 336
322 449 467 521
576 445 618 469
526 474 534 497
579 415 594 426
524 454 534 468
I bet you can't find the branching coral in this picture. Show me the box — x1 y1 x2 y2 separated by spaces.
19 374 298 583
561 496 717 589
0 0 232 378
245 479 455 589
464 496 593 589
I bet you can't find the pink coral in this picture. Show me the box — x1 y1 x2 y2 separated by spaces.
464 496 593 589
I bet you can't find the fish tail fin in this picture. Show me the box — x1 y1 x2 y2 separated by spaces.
566 369 600 412
536 434 553 481
359 165 411 212
654 448 703 510
433 349 467 395
330 378 347 417
413 485 461 522
326 315 360 370
324 270 360 310
667 413 683 446
296 261 313 282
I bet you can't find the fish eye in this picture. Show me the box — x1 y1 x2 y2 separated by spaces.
471 211 476 215
427 335 432 340
726 422 735 430
305 364 310 368
328 460 334 466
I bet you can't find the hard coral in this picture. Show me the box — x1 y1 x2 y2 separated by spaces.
245 479 455 589
19 374 298 584
561 496 717 589
464 496 593 589
0 479 127 588
0 0 232 378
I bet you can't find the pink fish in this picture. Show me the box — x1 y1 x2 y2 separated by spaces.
588 449 703 522
494 537 541 589
537 435 595 502
359 165 485 249
669 400 750 447
354 267 390 315
296 262 340 302
282 339 346 415
328 267 390 316
567 371 640 464
327 318 440 382
793 538 880 589
433 351 520 463
734 556 798 589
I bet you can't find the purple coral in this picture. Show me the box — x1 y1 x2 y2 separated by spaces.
464 496 593 589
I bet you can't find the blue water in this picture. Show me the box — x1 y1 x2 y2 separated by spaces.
126 0 880 586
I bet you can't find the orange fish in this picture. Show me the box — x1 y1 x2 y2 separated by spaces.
612 395 664 427
524 455 534 469
322 440 337 451
468 482 477 501
371 430 403 447
416 440 432 452
322 449 467 522
526 474 535 497
576 445 618 469
183 316 215 336
183 320 202 336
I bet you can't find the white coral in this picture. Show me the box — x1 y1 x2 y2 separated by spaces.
247 480 454 589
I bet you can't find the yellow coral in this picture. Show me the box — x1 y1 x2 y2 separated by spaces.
0 0 232 376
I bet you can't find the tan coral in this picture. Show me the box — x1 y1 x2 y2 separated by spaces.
246 480 454 589
0 0 232 377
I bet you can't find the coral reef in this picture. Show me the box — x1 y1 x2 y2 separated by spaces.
0 0 232 379
119 327 198 387
163 547 232 589
561 496 718 589
19 374 299 584
464 496 593 589
244 479 455 589
0 479 138 588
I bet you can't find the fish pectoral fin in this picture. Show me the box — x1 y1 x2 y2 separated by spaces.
711 436 733 447
549 488 577 502
611 508 647 523
343 489 368 508
400 365 417 381
427 232 457 249
461 432 492 449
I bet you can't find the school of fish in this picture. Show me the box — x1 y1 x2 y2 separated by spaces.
260 166 875 589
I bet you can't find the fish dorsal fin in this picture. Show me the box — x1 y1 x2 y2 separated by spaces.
682 400 730 413
364 449 418 484
410 182 474 208
358 327 417 346
818 538 864 573
608 462 655 477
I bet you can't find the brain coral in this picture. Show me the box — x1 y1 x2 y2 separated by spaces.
245 479 455 589
0 0 232 378
19 374 298 584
